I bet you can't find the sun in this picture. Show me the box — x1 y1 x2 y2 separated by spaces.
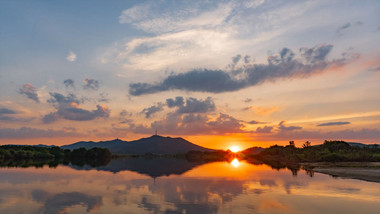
229 145 241 153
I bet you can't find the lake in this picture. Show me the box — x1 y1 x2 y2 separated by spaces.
0 158 379 214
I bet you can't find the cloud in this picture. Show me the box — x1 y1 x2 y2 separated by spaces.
0 107 17 115
63 79 75 88
43 92 110 123
166 96 184 108
336 21 363 36
367 66 380 72
130 112 246 135
83 78 100 90
0 127 83 139
255 126 273 133
43 192 102 213
0 107 33 122
104 0 367 75
243 98 252 103
336 23 351 35
0 107 18 121
166 96 215 114
250 106 279 115
48 92 80 105
66 51 77 62
119 1 234 34
278 121 302 132
107 1 306 73
129 45 354 95
18 83 40 103
299 45 333 63
119 110 132 117
142 103 163 118
247 120 262 124
317 121 350 126
119 110 133 124
98 92 109 102
129 69 240 95
41 112 60 124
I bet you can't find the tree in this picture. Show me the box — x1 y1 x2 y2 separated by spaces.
289 141 295 147
303 141 311 148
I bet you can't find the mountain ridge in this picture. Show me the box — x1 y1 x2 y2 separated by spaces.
61 135 215 155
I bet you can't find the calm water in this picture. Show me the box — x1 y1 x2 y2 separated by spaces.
0 158 379 214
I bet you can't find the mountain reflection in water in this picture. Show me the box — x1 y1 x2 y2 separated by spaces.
69 157 205 178
0 158 379 214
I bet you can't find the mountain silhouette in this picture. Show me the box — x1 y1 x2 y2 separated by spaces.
241 146 265 155
61 135 214 155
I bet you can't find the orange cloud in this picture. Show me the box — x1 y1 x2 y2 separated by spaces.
249 106 279 115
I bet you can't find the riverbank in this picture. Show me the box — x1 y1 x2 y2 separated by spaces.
301 162 380 183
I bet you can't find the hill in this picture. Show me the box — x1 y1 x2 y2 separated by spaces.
240 146 265 155
61 135 215 155
348 142 379 148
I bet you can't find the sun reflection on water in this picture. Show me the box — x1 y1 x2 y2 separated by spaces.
230 158 240 167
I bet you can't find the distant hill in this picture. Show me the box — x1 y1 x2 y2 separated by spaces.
61 135 215 155
5 144 56 148
241 146 265 155
348 142 379 148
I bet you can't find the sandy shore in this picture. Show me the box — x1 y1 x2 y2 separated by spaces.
301 162 380 183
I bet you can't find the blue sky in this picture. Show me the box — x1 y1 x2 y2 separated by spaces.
1 0 380 149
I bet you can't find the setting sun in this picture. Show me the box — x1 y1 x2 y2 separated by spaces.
229 145 241 153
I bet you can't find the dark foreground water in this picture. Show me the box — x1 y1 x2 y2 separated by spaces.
0 158 379 214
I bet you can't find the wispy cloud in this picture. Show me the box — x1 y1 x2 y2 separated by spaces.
336 21 363 36
119 1 235 34
317 121 350 126
245 106 279 116
83 79 100 90
367 66 380 72
66 51 77 62
104 0 325 73
0 107 17 121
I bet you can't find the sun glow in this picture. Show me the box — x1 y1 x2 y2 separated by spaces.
229 145 241 153
230 158 240 167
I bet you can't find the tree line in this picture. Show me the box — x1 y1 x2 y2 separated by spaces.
254 140 380 163
0 145 112 168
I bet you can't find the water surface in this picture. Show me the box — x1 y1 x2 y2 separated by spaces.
0 158 379 214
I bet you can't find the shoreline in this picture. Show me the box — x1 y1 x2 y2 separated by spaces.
301 162 380 183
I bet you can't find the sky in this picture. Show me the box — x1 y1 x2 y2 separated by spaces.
1 0 380 149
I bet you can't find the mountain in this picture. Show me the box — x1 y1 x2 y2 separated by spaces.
61 135 215 155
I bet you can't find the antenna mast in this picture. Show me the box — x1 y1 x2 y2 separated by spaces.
155 128 157 135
